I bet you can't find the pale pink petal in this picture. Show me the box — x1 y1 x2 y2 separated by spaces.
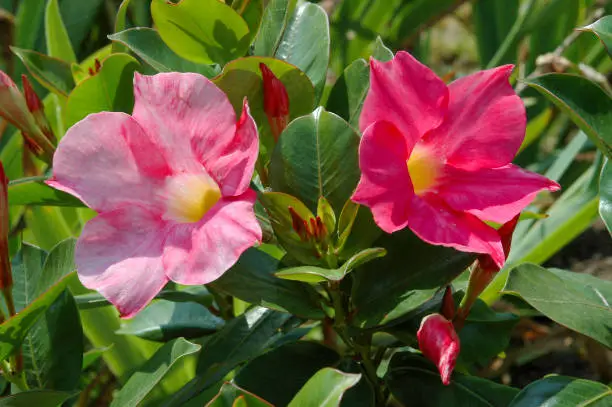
48 112 164 213
194 98 259 197
352 121 415 233
131 72 240 182
422 65 524 170
407 195 505 267
75 206 169 318
162 191 262 285
360 51 448 140
437 164 560 224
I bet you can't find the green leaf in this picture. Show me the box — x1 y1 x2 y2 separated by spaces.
502 264 612 347
458 300 519 366
252 0 297 57
210 248 324 319
11 47 75 97
207 383 273 407
351 228 475 328
258 192 322 266
151 0 250 65
288 367 361 407
386 353 518 407
269 107 360 217
472 0 518 66
108 28 219 77
525 74 612 159
371 37 394 62
164 307 298 406
387 0 457 46
0 390 75 407
317 195 336 235
274 2 329 101
232 0 264 46
235 342 341 406
600 159 612 234
213 56 314 161
110 338 202 407
509 376 612 407
275 248 387 283
8 177 85 207
112 0 132 53
44 0 76 63
116 300 224 342
578 15 612 57
65 53 140 128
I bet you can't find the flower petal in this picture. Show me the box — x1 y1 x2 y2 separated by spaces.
423 65 525 170
352 120 415 233
48 112 164 213
195 98 259 196
407 195 505 267
360 51 448 140
162 191 262 285
131 72 241 182
76 206 168 318
437 164 560 224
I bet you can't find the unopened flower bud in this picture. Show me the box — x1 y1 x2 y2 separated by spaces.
259 63 289 141
0 162 12 291
417 313 460 385
288 206 310 241
440 286 455 320
21 75 56 143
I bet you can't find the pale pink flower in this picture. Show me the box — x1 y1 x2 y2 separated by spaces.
352 51 559 266
417 313 461 385
48 72 262 317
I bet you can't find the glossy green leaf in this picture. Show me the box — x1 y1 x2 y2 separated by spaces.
213 56 314 161
252 0 297 57
235 342 341 406
151 0 250 65
351 228 475 328
206 383 273 407
0 390 75 407
275 248 386 283
65 53 140 128
108 28 219 77
269 107 360 216
110 338 201 407
117 300 224 341
579 15 612 57
112 0 132 53
472 0 518 66
210 248 324 319
11 47 74 97
502 264 612 347
232 0 264 46
8 177 85 207
600 159 612 234
371 36 394 62
386 353 518 406
288 367 361 407
509 376 612 407
164 307 298 406
258 192 320 265
275 1 329 101
45 0 76 63
525 74 612 159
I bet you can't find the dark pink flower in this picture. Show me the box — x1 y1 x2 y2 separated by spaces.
417 313 460 385
48 73 262 318
351 52 559 267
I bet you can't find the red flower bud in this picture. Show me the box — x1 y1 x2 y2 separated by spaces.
417 313 460 385
288 206 310 241
21 75 56 144
0 162 12 291
440 286 455 320
259 63 289 141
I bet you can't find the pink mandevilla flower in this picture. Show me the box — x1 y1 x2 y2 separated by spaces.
352 51 560 266
48 72 262 318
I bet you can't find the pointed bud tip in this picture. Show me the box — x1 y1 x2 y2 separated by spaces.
417 313 460 386
259 62 290 139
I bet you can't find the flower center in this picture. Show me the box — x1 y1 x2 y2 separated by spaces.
163 173 221 223
406 145 439 195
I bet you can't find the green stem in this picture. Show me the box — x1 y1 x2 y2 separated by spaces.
354 338 385 406
1 359 28 391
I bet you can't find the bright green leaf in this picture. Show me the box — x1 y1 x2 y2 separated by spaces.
252 0 297 57
232 0 264 46
11 47 75 97
0 390 75 407
206 383 273 407
579 15 612 57
8 177 85 207
509 376 612 407
45 0 76 63
288 367 361 407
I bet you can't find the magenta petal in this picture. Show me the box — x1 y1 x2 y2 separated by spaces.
423 65 525 170
352 121 415 233
360 51 448 139
438 164 560 224
197 98 259 197
75 206 168 318
417 313 460 386
163 191 262 285
407 195 505 267
131 72 237 176
48 112 163 213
